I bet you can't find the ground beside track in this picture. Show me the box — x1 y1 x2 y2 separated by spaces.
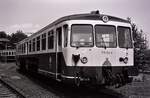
0 62 58 98
0 80 22 98
0 62 149 98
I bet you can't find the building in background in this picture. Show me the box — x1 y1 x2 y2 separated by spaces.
0 38 16 62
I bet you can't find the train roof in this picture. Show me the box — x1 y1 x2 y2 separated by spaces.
29 12 130 38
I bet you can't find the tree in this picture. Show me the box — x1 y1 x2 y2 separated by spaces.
128 17 148 70
10 30 28 44
0 31 7 38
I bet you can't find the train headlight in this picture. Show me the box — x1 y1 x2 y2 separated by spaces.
81 57 88 64
124 57 128 64
102 15 109 23
119 57 128 64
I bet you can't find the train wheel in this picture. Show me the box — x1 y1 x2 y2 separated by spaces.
115 73 122 88
75 73 80 87
122 69 130 83
102 67 113 86
120 74 125 85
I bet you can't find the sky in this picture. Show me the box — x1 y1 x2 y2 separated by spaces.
0 0 149 47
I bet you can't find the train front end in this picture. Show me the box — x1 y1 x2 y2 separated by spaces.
62 15 134 87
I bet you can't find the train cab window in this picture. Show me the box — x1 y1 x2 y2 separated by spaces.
71 24 93 47
32 38 36 51
118 26 133 48
37 36 41 51
48 30 54 49
29 40 32 52
63 25 68 47
95 25 116 48
57 27 62 46
42 33 46 50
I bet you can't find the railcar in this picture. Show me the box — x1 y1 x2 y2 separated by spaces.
0 50 16 62
16 11 134 87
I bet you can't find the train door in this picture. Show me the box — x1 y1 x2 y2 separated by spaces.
56 27 62 80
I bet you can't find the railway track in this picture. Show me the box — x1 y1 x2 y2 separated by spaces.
0 78 25 98
0 62 126 98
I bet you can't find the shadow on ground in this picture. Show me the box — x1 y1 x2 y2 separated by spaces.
18 70 126 98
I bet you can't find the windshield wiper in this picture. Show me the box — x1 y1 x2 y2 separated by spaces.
74 42 80 49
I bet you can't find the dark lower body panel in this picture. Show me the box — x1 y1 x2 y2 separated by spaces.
16 53 136 87
61 66 136 86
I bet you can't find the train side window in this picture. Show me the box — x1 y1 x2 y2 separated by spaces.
20 44 22 53
26 42 28 53
37 36 41 51
48 30 54 49
18 46 19 53
23 44 25 53
22 44 24 53
42 33 46 50
63 25 68 47
32 38 36 51
57 27 62 46
21 44 23 53
20 45 21 53
29 40 32 52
